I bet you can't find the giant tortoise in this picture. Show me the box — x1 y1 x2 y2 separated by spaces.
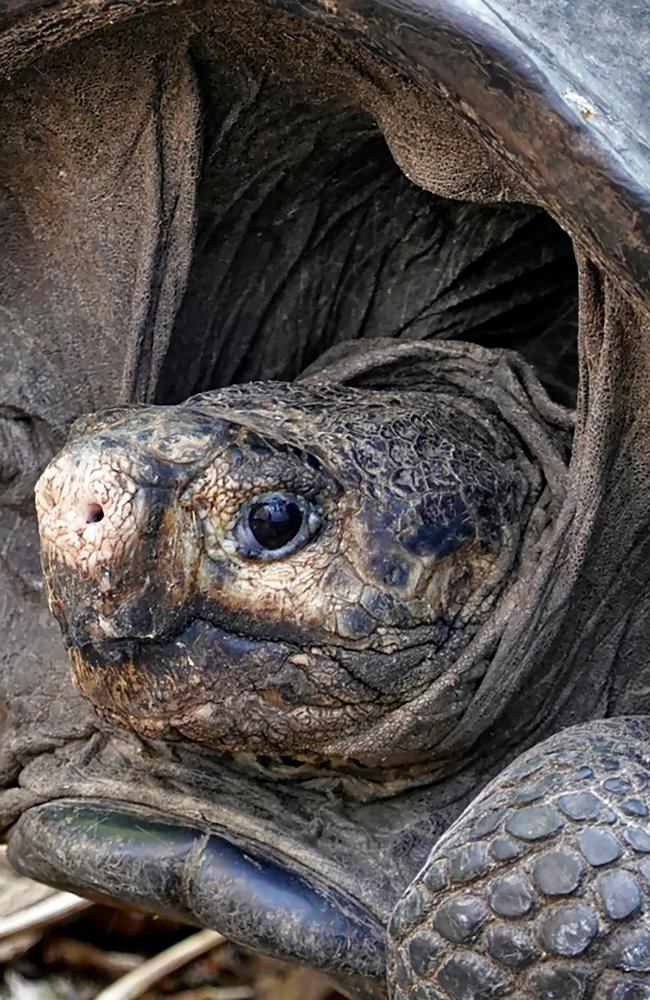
1 0 650 998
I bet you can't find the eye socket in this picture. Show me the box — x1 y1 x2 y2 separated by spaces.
233 491 322 560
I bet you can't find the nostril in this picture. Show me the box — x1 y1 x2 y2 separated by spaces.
84 503 104 524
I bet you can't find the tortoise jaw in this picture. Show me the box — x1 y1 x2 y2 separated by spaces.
9 798 387 995
67 616 402 765
68 616 307 751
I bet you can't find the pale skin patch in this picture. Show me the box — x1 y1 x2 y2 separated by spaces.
36 452 141 579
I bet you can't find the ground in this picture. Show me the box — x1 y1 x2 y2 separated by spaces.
0 850 346 1000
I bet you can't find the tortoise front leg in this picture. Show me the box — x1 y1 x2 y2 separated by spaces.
388 719 650 999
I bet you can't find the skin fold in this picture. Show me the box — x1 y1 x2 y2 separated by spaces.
1 2 650 998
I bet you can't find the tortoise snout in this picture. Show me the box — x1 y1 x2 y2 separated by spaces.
35 433 199 650
35 445 149 580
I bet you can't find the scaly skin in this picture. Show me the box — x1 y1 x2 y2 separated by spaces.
389 719 650 998
34 339 650 996
36 341 569 767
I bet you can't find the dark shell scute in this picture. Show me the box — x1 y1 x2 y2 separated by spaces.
527 962 593 999
532 849 584 896
432 896 487 944
485 923 536 968
448 842 489 883
408 930 443 977
598 869 642 919
505 806 563 841
556 791 601 821
490 836 522 862
579 826 622 866
622 799 649 818
604 976 650 999
609 929 650 972
537 902 598 956
624 826 650 853
436 951 511 998
488 873 536 917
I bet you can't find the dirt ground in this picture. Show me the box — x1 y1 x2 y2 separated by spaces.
0 850 347 1000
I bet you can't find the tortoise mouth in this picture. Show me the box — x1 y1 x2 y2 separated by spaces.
69 613 420 763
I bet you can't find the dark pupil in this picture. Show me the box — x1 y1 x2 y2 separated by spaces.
249 498 304 550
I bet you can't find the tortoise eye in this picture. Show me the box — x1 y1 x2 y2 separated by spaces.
248 496 304 550
233 491 322 560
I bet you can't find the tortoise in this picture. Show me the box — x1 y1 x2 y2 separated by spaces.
1 0 650 998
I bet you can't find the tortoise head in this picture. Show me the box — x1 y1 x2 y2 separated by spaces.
35 352 563 767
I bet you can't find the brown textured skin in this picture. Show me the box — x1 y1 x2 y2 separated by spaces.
1 2 650 998
36 341 570 765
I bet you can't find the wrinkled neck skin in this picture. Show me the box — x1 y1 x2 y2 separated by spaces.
1 2 650 995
